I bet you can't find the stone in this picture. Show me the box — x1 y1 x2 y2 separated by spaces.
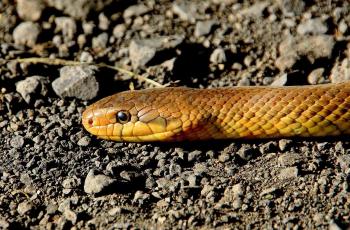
129 36 184 69
194 20 217 37
17 201 33 215
98 12 110 30
279 35 335 63
62 176 81 189
301 35 333 61
77 136 91 147
278 0 305 15
46 0 111 20
55 17 77 40
83 169 116 194
64 209 77 224
219 183 244 209
237 76 250 86
218 152 230 162
278 153 301 167
92 33 109 50
108 207 122 216
330 58 350 83
210 48 226 64
237 145 256 161
10 135 25 148
16 76 47 103
52 66 99 100
172 3 197 23
113 24 126 38
278 167 298 180
17 0 44 21
260 187 278 197
278 139 292 151
275 54 298 71
271 74 288 86
0 219 9 229
16 77 40 103
329 220 342 230
133 190 150 205
339 20 348 34
336 155 350 172
297 18 328 35
123 4 149 18
238 1 269 17
13 22 40 47
79 51 94 63
201 184 214 197
307 68 325 84
46 204 58 215
82 21 95 34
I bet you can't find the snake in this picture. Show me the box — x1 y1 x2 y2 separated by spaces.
82 82 350 142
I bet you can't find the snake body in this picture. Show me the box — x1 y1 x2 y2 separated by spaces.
82 82 350 142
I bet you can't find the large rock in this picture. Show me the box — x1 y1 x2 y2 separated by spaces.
52 66 99 100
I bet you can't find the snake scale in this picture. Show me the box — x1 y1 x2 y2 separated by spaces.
82 82 350 142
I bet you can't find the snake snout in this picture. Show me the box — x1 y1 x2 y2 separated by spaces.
82 108 94 130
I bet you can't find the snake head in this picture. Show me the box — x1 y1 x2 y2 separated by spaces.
82 88 192 142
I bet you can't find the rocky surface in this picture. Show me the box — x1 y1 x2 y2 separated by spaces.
1 0 350 229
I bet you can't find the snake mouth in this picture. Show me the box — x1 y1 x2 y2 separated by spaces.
108 131 178 142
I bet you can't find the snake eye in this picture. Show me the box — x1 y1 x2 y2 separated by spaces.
116 110 131 124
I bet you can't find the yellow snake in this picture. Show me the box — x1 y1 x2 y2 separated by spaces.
82 82 350 142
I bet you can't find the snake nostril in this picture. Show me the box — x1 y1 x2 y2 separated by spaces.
88 118 93 126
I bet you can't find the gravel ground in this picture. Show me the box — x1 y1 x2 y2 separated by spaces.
1 0 350 229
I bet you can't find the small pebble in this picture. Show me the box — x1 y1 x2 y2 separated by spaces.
64 209 77 224
275 54 298 71
278 153 301 167
278 0 305 15
172 2 196 23
238 2 268 17
336 155 350 173
330 58 350 83
210 48 226 64
92 33 109 50
16 76 47 103
271 74 288 86
77 136 91 146
62 176 81 189
113 24 126 39
278 139 292 151
16 0 44 21
13 22 40 47
84 169 116 194
133 190 150 205
297 18 328 35
10 135 25 148
194 20 217 37
98 12 110 30
307 68 325 84
55 17 77 40
338 20 348 34
278 167 298 180
0 219 9 229
17 201 33 215
108 207 122 216
129 36 184 69
279 35 335 62
123 4 149 18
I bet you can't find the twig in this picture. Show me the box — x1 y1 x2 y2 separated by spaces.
15 57 166 88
